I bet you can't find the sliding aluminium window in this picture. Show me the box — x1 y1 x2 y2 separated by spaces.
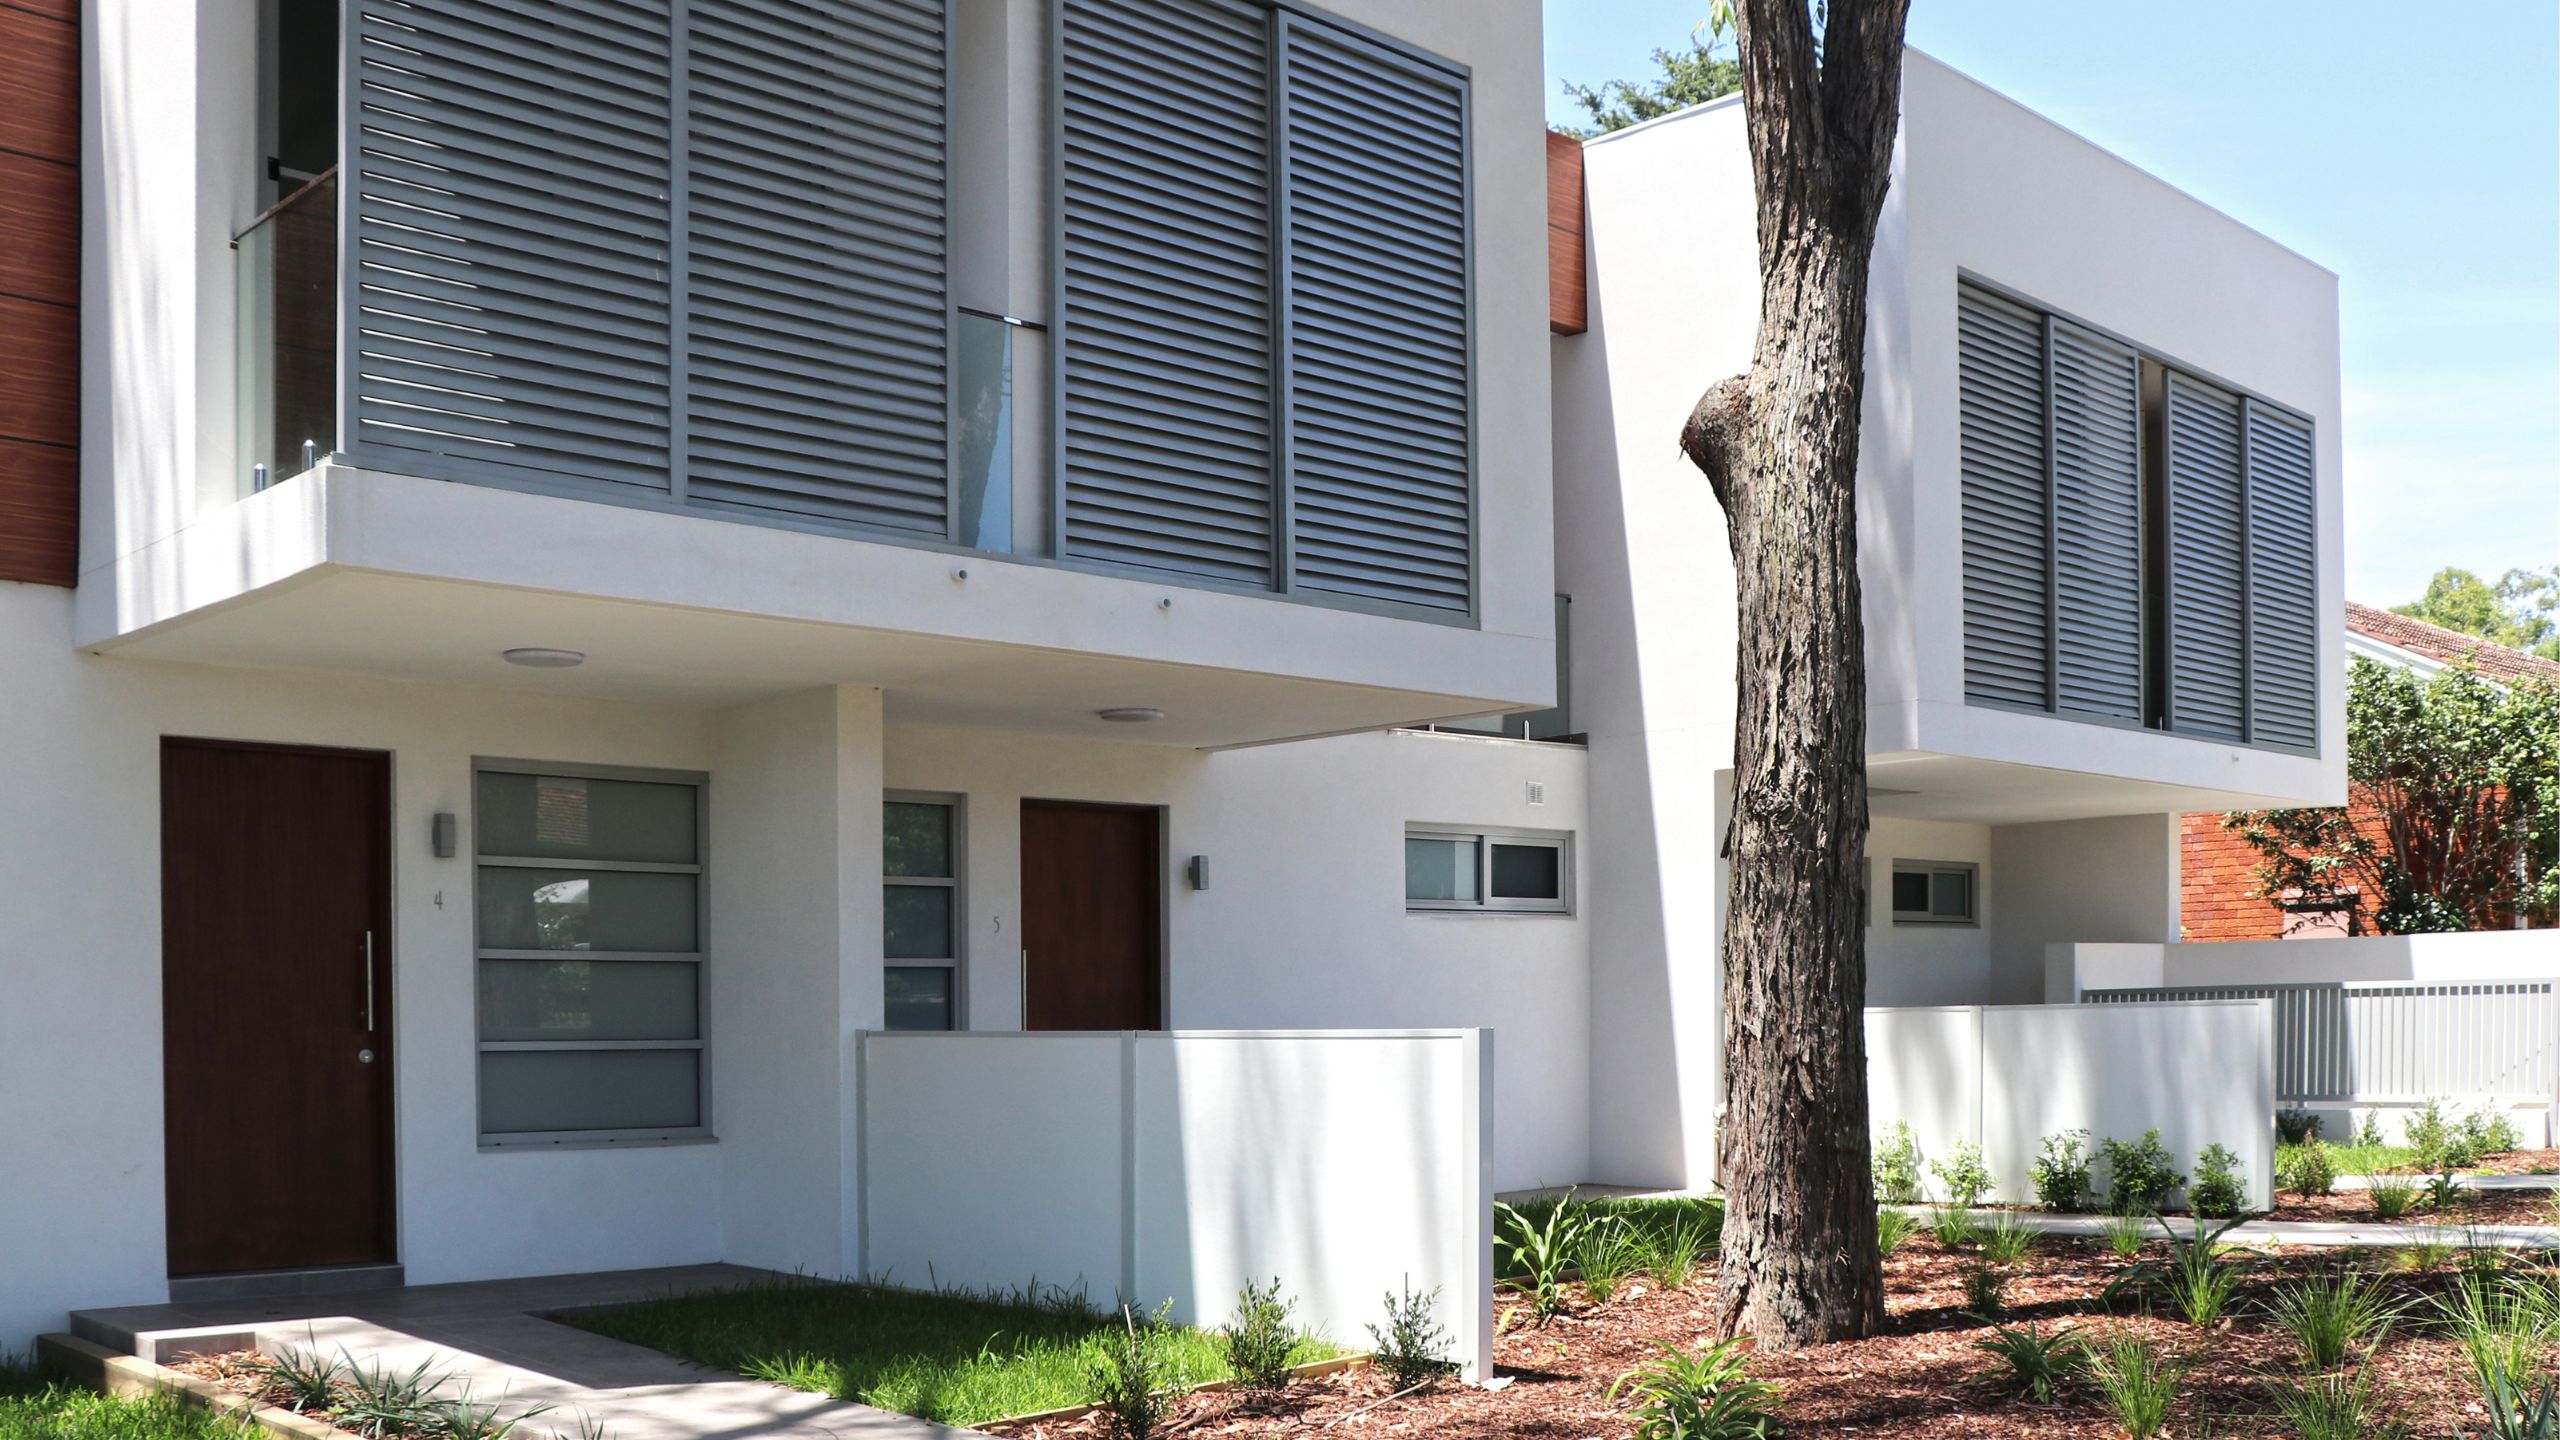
1890 860 1979 927
884 794 964 1031
473 761 708 1146
1406 827 1571 914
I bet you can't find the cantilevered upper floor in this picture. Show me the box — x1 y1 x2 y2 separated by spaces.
1553 50 2346 820
72 0 1556 746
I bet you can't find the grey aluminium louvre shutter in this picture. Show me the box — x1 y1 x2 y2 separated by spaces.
1055 0 1277 585
2247 403 2318 750
1279 16 1473 613
2049 321 2144 722
2165 371 2248 742
350 0 676 493
1957 283 2051 710
683 0 950 536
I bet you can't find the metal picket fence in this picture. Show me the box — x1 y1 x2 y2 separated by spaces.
2083 980 2560 1105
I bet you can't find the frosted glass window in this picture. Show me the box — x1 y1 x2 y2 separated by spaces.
885 966 954 1031
885 885 955 961
479 1050 700 1134
477 959 698 1042
477 868 698 952
476 772 697 864
1404 837 1478 902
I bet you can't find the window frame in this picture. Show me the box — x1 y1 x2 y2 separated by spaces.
472 757 713 1149
1889 859 1980 928
883 790 966 1031
1405 825 1573 916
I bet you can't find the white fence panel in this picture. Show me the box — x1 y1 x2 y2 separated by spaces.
2084 981 2560 1105
858 1029 1494 1382
1867 1002 2275 1212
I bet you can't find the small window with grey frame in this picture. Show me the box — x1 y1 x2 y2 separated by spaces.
884 794 963 1030
473 761 709 1146
1890 860 1978 926
1405 827 1572 914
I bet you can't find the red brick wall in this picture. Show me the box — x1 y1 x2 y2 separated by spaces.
2180 793 2394 941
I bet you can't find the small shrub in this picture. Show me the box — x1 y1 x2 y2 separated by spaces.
2105 1216 2253 1327
1606 1340 1782 1440
2189 1143 2248 1219
247 1347 346 1414
2099 1209 2150 1259
2436 1271 2560 1404
2089 1327 2182 1440
2410 1098 2464 1170
1090 1303 1178 1440
2263 1268 2408 1369
2277 1108 2324 1145
1929 1206 1981 1249
2281 1139 2339 1198
2266 1367 2407 1440
2427 1169 2469 1214
2097 1132 2183 1216
1971 1321 2088 1403
1496 1198 1588 1322
1980 1211 2036 1265
426 1395 551 1440
335 1354 451 1440
2463 1107 2524 1161
1574 1216 1645 1305
1875 1208 1920 1257
1642 1216 1710 1291
2031 1129 2092 1212
1958 1258 2009 1318
1220 1278 1299 1396
1930 1141 1995 1210
2370 1173 2421 1221
1366 1277 1454 1391
2355 1109 2387 1149
1873 1122 1923 1205
2465 1352 2560 1440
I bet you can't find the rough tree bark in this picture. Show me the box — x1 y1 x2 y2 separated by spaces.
1683 0 1910 1348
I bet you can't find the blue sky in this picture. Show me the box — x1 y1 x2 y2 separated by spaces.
1543 2 2560 608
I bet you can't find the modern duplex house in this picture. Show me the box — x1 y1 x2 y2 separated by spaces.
0 2 2340 1353
1552 53 2345 1187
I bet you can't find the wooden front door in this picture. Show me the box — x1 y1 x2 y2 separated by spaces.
1020 800 1162 1030
162 738 395 1276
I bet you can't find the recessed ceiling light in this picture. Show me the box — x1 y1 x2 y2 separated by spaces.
1096 706 1164 723
502 647 586 668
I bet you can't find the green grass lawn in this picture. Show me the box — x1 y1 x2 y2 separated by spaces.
567 1278 1336 1427
0 1360 257 1440
2280 1139 2476 1177
1494 1192 1724 1280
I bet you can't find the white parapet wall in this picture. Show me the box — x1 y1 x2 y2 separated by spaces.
2048 932 2560 998
857 1029 1495 1382
1868 1002 2276 1212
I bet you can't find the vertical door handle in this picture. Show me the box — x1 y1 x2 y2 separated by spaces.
363 931 376 1033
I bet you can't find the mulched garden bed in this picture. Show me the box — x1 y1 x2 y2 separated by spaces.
988 1236 2529 1439
2459 1146 2560 1178
2267 1183 2555 1227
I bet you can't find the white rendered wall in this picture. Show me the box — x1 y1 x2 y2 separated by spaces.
1867 1001 2277 1211
1865 818 1996 1007
2049 932 2560 997
882 725 1592 1193
1991 814 2183 1004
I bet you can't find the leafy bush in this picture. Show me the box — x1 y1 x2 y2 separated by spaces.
1872 1123 1923 1206
1219 1278 1299 1396
2097 1132 2183 1216
1971 1321 2088 1403
1958 1258 2009 1318
1980 1211 2036 1265
1929 1141 1995 1209
1090 1303 1178 1440
2464 1107 2524 1160
2105 1216 2254 1327
1875 1208 1919 1258
1365 1278 1454 1391
2030 1129 2092 1212
2369 1173 2421 1220
2411 1098 2465 1170
2189 1143 2248 1218
2356 1110 2387 1150
2089 1327 2181 1440
2281 1139 2339 1198
1495 1198 1587 1322
1606 1340 1782 1440
2277 1108 2324 1145
2266 1367 2407 1440
2264 1268 2409 1369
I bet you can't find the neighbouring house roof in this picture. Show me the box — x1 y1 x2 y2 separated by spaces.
2344 601 2560 689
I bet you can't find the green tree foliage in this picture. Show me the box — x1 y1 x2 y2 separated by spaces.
2224 657 2558 933
1556 17 1744 137
2393 566 2560 661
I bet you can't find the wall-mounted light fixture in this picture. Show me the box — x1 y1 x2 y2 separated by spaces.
1187 855 1210 891
431 812 457 858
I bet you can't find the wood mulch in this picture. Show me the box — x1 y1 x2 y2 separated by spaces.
2267 1183 2556 1227
2462 1146 2560 1178
989 1237 2531 1439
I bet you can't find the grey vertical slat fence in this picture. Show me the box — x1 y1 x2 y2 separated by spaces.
2246 404 2319 750
1055 0 1278 585
1957 284 2051 710
2086 981 2560 1105
2049 321 2144 723
1278 16 1472 613
2163 372 2248 742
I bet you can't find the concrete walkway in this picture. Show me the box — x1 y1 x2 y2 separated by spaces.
1889 1206 2560 1250
71 1265 975 1440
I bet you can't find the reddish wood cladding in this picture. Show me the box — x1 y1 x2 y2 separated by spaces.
1546 130 1587 336
1 0 77 587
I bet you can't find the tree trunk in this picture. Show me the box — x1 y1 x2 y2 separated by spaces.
1680 0 1910 1349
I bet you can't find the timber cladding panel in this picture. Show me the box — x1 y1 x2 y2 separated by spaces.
0 0 79 587
1545 130 1585 335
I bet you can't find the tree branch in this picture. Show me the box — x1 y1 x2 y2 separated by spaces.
1680 375 1752 517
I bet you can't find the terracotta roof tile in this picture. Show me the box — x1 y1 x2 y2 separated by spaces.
2346 601 2560 688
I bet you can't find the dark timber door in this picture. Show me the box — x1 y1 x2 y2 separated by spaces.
162 738 395 1276
1020 800 1162 1030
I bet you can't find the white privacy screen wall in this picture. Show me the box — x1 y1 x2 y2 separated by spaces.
858 1029 1495 1380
